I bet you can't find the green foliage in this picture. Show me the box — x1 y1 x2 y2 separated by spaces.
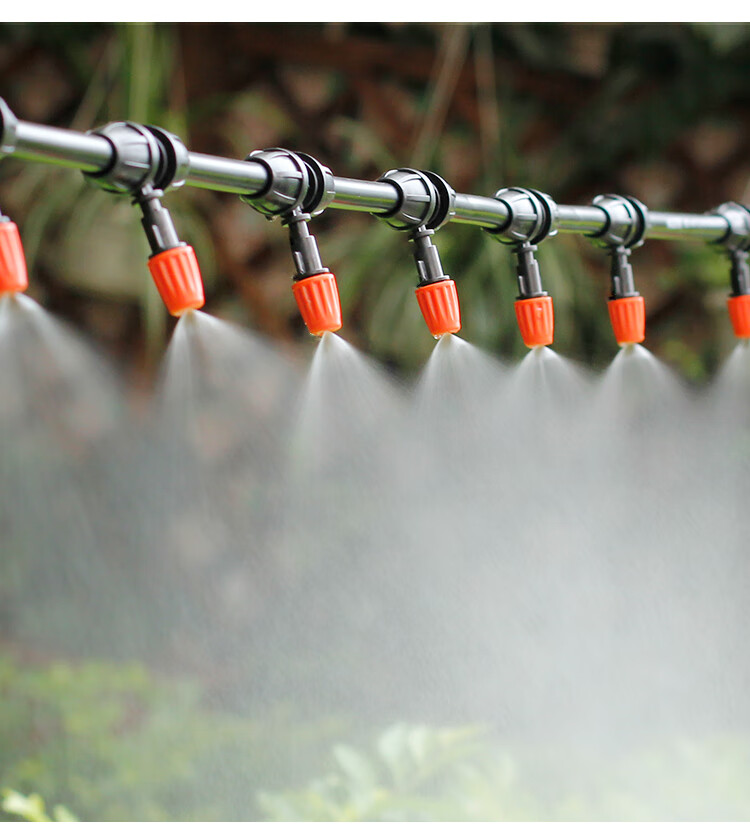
1 789 77 822
0 655 344 821
259 723 750 821
257 723 534 821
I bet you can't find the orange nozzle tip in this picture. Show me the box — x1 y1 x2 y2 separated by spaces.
148 245 205 317
292 271 342 336
0 221 29 294
728 294 750 339
515 295 554 348
609 295 646 345
415 279 461 338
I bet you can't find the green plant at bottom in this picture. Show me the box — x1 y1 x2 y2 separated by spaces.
0 654 345 821
1 789 77 822
257 722 536 821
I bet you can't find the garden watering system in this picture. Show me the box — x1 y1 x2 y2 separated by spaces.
0 95 749 344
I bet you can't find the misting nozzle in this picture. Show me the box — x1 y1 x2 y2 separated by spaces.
513 241 554 348
137 186 205 317
588 195 648 346
375 169 460 338
410 227 460 338
484 188 558 348
0 214 28 295
284 209 341 337
607 246 645 345
515 296 554 348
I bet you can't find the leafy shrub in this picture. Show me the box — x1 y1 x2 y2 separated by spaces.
1 789 77 822
0 655 344 820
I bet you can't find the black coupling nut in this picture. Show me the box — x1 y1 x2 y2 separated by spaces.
84 121 190 196
711 202 750 296
84 122 162 195
376 168 456 231
241 148 335 218
587 194 648 251
484 187 558 247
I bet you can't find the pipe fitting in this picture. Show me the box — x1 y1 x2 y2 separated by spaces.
375 170 460 337
241 148 309 217
587 194 648 251
484 187 558 247
586 195 648 301
484 187 557 347
712 201 750 253
81 121 204 317
376 168 455 231
83 121 161 195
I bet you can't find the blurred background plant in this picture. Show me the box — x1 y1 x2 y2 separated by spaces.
1 22 749 380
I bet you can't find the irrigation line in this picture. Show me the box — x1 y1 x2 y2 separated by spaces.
0 102 736 245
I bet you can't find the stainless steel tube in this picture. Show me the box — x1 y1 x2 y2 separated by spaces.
186 153 268 195
13 121 113 172
331 177 399 213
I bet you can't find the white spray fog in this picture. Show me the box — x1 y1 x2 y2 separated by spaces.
2 297 750 820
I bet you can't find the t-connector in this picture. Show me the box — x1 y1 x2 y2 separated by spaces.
83 121 204 316
587 194 648 299
587 194 648 346
376 168 460 337
712 201 750 339
484 187 558 348
241 148 340 336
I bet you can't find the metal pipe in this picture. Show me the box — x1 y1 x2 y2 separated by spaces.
647 211 728 242
0 101 737 247
186 152 268 195
13 121 113 172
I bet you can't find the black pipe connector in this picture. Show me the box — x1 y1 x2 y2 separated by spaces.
376 169 455 285
484 187 558 299
377 168 455 231
240 148 336 282
712 202 750 296
587 194 648 299
84 122 161 195
82 121 191 256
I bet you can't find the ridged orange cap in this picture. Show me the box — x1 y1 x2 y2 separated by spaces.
608 295 646 345
292 271 342 336
148 245 205 317
0 221 28 294
728 294 750 339
515 295 554 348
415 279 461 337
